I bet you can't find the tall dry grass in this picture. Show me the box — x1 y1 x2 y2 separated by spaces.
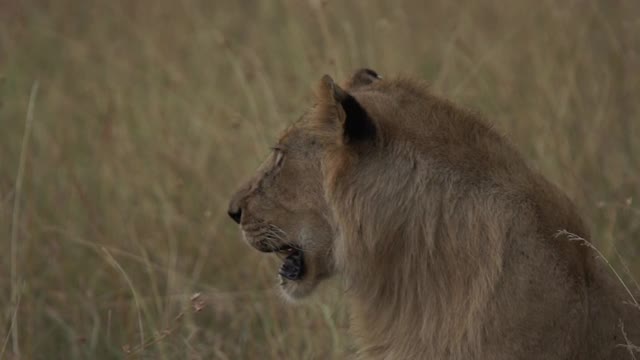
0 0 638 358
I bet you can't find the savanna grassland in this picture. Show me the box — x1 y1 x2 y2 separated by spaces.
1 0 639 359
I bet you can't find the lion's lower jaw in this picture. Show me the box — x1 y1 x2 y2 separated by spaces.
278 277 319 302
278 256 334 302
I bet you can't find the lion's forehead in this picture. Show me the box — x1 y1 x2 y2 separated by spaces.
277 119 334 151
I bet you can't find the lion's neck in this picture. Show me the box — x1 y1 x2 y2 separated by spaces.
330 180 508 359
345 251 498 359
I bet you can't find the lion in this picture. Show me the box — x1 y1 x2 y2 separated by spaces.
228 69 640 359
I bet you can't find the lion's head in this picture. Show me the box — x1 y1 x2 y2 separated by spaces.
228 69 383 300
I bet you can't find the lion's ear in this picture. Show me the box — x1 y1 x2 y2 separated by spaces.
319 75 376 143
347 68 382 89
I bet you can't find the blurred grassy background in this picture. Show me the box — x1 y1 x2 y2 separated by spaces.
1 0 639 358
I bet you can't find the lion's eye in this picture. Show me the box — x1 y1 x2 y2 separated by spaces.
273 148 285 167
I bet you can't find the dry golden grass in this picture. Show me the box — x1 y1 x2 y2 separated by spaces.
0 0 638 358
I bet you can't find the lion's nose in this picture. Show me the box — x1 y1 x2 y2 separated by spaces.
227 203 242 224
229 182 251 224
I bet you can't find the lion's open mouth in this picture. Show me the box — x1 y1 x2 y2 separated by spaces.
278 246 305 281
274 245 305 281
254 241 305 281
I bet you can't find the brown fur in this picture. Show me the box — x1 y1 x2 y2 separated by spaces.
229 70 640 359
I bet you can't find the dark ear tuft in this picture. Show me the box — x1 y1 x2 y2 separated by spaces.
348 68 382 89
341 93 376 143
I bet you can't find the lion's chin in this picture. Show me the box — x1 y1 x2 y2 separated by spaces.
278 276 320 301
